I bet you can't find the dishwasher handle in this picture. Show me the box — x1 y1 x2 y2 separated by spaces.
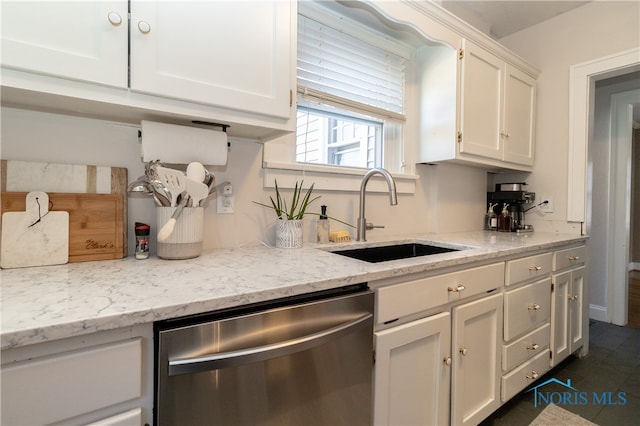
168 312 373 376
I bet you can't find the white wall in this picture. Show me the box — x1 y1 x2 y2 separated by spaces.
1 107 487 255
498 0 640 234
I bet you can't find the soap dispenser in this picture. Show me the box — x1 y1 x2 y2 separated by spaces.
497 203 511 232
317 205 330 243
484 203 497 230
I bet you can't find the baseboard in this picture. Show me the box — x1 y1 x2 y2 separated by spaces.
629 262 640 271
589 304 608 322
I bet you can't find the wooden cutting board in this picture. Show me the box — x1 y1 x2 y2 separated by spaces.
1 192 124 263
0 160 128 261
1 192 70 268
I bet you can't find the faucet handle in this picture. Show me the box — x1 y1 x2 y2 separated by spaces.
366 222 384 230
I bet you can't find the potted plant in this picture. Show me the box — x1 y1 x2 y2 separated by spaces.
254 180 319 248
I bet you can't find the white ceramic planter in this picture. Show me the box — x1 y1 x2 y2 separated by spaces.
275 219 303 248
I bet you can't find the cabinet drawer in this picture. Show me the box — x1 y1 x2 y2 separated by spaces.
505 253 552 286
1 339 141 426
377 262 504 324
502 323 550 372
501 349 550 402
553 245 586 271
504 278 551 341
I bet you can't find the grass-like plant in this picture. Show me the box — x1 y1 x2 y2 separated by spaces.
255 179 320 220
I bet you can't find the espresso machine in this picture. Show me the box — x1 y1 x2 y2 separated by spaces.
487 183 535 233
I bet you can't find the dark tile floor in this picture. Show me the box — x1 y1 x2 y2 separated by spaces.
480 320 640 425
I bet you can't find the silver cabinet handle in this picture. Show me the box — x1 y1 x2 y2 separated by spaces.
526 343 540 350
528 304 541 311
569 295 579 302
529 265 542 271
569 255 580 261
526 370 540 380
168 313 372 376
500 131 511 138
448 285 466 293
459 347 468 356
444 357 452 366
107 12 122 26
138 21 151 34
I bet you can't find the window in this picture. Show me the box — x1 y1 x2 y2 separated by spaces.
296 5 408 171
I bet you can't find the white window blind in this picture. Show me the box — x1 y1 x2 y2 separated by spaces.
297 13 407 121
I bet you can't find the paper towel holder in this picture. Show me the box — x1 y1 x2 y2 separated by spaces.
191 120 230 133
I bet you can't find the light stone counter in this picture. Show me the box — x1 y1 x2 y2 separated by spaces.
0 231 587 350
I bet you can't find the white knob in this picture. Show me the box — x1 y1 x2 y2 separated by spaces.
138 21 151 34
528 304 541 311
459 347 468 356
527 343 540 350
444 357 452 366
448 285 466 293
108 12 122 26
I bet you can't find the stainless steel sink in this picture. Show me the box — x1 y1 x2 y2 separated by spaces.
331 243 460 263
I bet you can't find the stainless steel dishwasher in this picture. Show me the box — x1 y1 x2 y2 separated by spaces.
155 284 374 425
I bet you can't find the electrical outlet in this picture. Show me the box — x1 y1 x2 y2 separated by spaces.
539 195 554 213
217 183 234 214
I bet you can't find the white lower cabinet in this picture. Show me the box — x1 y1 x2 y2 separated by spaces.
374 312 451 426
0 325 153 426
551 265 586 366
373 263 505 426
451 293 503 426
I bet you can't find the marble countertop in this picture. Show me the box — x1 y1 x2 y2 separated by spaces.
0 231 587 350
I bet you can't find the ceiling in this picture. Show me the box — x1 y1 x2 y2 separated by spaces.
439 1 591 39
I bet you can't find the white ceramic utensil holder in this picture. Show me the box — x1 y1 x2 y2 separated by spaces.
157 206 203 259
275 219 303 249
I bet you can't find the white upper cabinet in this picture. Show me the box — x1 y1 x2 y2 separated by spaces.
129 1 293 119
458 39 536 170
1 1 296 139
458 40 504 161
502 64 536 166
0 1 128 88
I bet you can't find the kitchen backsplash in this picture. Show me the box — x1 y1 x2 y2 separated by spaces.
1 107 488 255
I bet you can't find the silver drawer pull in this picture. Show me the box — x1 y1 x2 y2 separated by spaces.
459 347 468 356
529 265 543 271
569 255 580 261
526 370 540 380
528 304 541 311
448 285 466 293
444 357 452 366
569 295 579 302
526 343 540 350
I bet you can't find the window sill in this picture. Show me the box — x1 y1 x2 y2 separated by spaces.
262 161 418 194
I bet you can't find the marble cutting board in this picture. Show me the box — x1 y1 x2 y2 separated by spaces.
1 192 69 268
0 159 128 258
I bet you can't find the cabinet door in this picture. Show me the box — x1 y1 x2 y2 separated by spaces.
0 1 128 88
502 64 536 166
569 266 585 353
130 1 293 119
458 40 503 160
452 293 503 426
551 271 570 366
374 312 451 426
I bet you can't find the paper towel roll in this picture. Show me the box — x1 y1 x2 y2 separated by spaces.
141 121 228 165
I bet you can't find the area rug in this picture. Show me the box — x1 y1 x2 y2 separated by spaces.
529 404 597 426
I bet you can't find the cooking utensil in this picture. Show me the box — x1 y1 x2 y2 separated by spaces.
156 166 186 207
127 175 153 198
204 169 216 197
186 177 209 207
149 180 172 207
157 193 190 241
186 162 206 184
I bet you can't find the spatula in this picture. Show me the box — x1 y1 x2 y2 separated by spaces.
156 166 186 207
185 177 209 207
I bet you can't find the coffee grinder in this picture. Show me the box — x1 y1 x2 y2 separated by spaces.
487 183 535 233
